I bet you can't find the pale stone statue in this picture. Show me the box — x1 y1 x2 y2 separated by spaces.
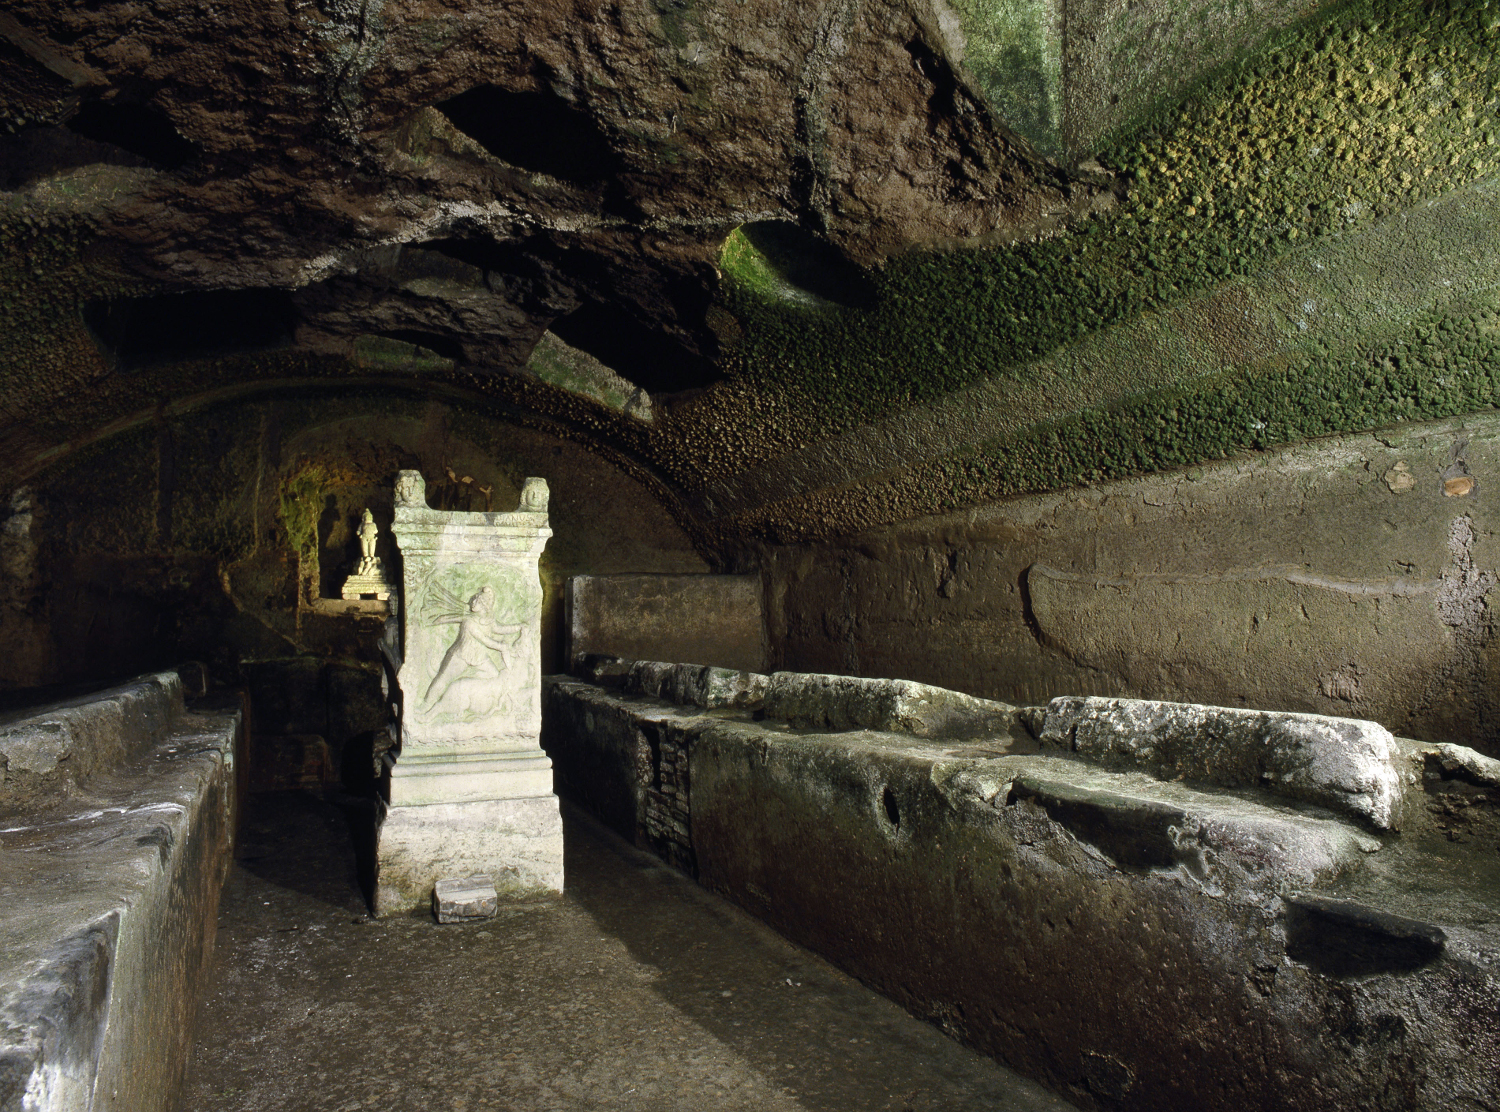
356 509 380 573
518 476 549 513
342 507 396 601
394 471 424 507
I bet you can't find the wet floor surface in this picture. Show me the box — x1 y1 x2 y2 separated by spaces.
179 792 1075 1112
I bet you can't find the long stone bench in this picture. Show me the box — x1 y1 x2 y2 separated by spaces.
543 664 1499 1112
0 671 241 1112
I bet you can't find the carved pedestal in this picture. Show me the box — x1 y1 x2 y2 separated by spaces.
341 561 395 601
375 470 562 915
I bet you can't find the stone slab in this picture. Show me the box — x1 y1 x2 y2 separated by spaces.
392 470 551 756
1425 742 1500 789
0 699 240 1112
572 653 633 685
1283 894 1447 978
625 660 769 710
433 875 499 923
763 672 1018 739
544 675 1500 1112
386 752 555 806
341 571 394 601
1037 695 1410 829
566 574 765 673
376 795 563 915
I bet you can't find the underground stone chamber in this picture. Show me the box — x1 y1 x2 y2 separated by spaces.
3 0 1500 1108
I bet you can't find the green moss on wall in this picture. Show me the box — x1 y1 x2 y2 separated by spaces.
279 465 328 558
712 0 1500 478
716 292 1500 543
957 295 1500 500
352 333 455 374
947 0 1064 155
526 332 649 417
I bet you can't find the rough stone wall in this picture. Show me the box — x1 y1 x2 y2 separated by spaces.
567 573 765 671
756 412 1500 756
6 0 1497 555
636 719 696 876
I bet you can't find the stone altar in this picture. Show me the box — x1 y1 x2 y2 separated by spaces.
375 470 562 914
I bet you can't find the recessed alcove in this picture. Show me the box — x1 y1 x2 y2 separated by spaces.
83 288 298 369
64 99 199 169
547 300 721 396
435 85 623 184
721 221 878 310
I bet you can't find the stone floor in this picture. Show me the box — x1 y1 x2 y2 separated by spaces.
179 792 1077 1112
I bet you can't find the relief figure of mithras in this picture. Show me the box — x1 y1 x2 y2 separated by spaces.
416 578 525 724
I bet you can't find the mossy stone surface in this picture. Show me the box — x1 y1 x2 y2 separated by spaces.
702 0 1500 504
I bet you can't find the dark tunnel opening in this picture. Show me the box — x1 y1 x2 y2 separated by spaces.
84 288 299 369
436 86 624 185
547 300 722 395
735 221 877 310
64 99 199 170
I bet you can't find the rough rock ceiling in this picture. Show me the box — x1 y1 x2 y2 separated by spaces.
3 0 1498 555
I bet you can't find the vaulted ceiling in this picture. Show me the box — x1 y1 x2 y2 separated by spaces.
4 0 1498 553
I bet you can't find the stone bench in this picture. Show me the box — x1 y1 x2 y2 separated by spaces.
542 669 1499 1112
0 672 241 1112
606 657 1021 739
0 672 186 816
599 659 1418 829
1032 694 1416 830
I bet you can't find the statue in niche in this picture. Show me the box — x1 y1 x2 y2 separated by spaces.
420 583 525 717
356 509 380 574
341 507 396 601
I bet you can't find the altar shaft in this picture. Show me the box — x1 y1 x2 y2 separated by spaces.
376 469 562 915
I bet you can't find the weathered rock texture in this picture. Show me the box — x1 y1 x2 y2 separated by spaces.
5 0 1497 551
0 676 242 1112
761 413 1500 757
543 672 1500 1112
0 671 182 814
624 660 769 711
431 874 498 924
1426 742 1500 789
568 574 765 672
1036 695 1410 829
763 671 1018 739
